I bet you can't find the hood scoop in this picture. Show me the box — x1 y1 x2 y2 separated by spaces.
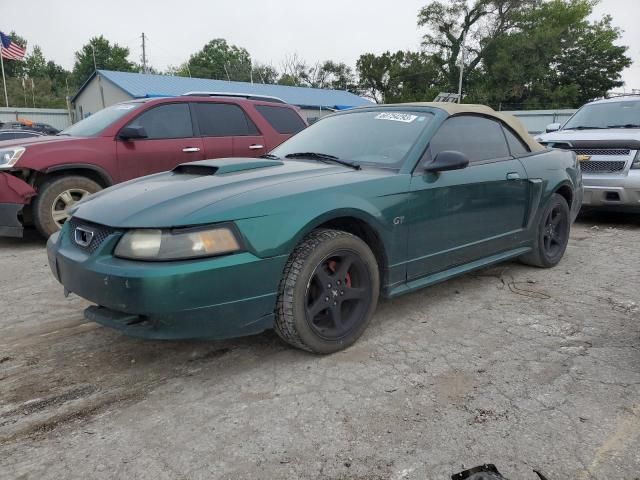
173 158 284 176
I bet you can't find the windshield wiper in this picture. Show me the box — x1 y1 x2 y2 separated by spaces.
571 126 608 130
56 133 71 136
607 124 640 129
284 152 361 170
259 153 281 160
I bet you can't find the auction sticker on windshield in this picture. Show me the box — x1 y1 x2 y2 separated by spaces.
375 112 419 123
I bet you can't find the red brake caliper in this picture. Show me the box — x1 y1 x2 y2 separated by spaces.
328 260 351 288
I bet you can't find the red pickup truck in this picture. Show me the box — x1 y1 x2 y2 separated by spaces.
0 95 307 238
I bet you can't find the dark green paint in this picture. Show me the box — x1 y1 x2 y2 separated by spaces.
48 105 582 340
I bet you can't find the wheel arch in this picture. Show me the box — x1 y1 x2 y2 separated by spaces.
295 210 390 288
37 164 114 189
553 182 574 208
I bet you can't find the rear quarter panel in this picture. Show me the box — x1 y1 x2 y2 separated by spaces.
518 148 581 224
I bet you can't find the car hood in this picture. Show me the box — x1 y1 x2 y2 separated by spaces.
538 129 640 144
0 135 85 149
72 158 373 228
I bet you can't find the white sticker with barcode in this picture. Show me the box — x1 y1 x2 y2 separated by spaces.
375 112 418 123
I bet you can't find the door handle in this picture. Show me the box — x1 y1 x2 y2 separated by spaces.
506 172 521 180
182 147 201 153
249 144 264 150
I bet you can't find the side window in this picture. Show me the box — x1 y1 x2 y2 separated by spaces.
255 105 306 134
128 103 193 139
502 126 530 156
429 115 510 163
194 103 259 137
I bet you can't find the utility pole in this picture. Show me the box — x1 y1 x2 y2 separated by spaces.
457 32 466 104
90 43 97 71
141 32 148 73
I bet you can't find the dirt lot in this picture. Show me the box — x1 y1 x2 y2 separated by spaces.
1 213 639 480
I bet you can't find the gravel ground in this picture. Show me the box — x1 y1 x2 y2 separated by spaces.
1 212 639 480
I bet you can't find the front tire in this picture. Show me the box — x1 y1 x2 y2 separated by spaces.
275 229 380 354
33 176 101 238
520 193 571 268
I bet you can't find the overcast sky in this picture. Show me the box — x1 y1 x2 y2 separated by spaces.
1 0 638 89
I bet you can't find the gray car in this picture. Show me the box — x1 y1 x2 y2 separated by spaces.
537 95 640 211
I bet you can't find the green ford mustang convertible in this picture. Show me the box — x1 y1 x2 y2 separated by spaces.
47 103 582 354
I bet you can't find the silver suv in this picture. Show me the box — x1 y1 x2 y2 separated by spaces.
537 95 640 211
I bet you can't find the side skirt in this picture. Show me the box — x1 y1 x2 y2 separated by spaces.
386 246 532 298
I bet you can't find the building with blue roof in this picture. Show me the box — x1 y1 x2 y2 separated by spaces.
71 70 372 123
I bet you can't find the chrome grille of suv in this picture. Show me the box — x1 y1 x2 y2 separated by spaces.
571 148 630 156
580 160 627 174
67 217 116 254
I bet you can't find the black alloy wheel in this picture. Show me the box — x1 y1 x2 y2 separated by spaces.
275 229 380 354
519 193 571 268
542 202 569 259
304 250 372 340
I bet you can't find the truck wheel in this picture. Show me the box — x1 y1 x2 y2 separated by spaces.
33 176 101 238
275 229 380 354
519 193 570 268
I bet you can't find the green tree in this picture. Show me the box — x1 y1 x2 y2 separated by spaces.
25 45 47 78
317 61 357 91
252 63 279 84
179 39 252 81
473 0 630 108
417 0 538 91
357 51 442 103
555 15 631 105
278 53 310 86
71 36 136 87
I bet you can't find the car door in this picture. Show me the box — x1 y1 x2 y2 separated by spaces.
406 115 530 280
192 102 265 159
116 103 204 178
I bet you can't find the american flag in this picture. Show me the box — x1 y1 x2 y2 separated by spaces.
0 31 26 61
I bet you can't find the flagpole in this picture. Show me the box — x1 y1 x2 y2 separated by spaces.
0 44 8 107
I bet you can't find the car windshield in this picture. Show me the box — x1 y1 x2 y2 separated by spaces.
563 100 640 130
271 110 434 168
59 102 144 137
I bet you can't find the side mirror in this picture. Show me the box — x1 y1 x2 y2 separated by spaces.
118 125 147 140
545 123 561 133
424 150 469 173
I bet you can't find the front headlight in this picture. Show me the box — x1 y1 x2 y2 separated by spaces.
632 150 640 170
0 147 26 169
114 225 242 260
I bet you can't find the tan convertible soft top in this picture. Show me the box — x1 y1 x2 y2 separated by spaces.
396 102 545 152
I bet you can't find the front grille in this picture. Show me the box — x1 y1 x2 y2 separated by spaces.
67 217 117 254
579 160 627 174
570 148 630 156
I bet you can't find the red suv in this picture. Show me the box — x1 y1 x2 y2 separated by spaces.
0 95 307 238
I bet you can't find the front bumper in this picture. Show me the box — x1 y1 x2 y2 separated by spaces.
0 172 36 237
47 224 288 340
0 203 24 237
582 170 640 209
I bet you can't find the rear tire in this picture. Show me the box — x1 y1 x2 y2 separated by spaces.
274 229 380 354
33 176 101 238
520 193 570 268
